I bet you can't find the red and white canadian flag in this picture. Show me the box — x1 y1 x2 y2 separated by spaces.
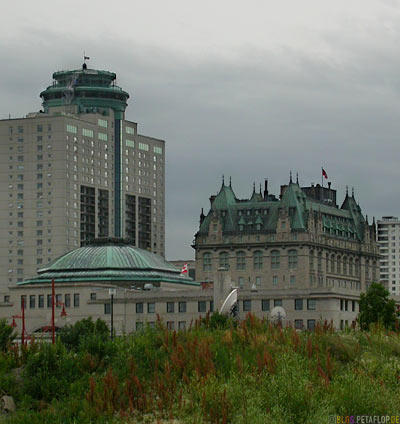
181 263 188 274
322 168 328 179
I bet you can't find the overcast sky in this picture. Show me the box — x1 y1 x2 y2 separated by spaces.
1 0 400 259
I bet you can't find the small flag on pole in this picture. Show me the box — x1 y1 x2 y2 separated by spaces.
84 56 90 60
181 263 188 275
322 168 328 179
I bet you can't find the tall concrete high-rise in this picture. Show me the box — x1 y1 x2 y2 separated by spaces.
377 216 400 294
0 62 165 294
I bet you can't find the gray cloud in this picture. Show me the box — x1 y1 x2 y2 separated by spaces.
2 22 400 259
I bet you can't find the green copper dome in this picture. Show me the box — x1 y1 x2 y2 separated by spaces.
20 239 197 287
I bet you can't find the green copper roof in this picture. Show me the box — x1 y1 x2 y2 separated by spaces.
197 181 367 241
40 67 129 117
20 239 197 286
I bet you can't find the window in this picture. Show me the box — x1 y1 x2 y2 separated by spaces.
274 299 282 307
256 276 261 286
290 275 296 285
178 321 186 330
167 302 175 313
56 294 62 308
126 139 134 148
253 250 263 269
203 252 212 271
98 119 108 128
295 299 303 310
330 254 335 273
104 303 111 314
198 301 206 313
37 125 43 132
154 146 163 154
239 277 244 287
262 299 270 311
179 302 187 313
295 320 303 330
82 128 94 137
29 295 35 309
126 125 134 134
138 142 149 151
47 294 52 308
98 132 108 141
90 293 96 301
271 250 280 269
73 293 80 307
210 300 214 312
243 300 252 312
307 320 316 331
66 124 77 134
148 302 155 313
318 252 322 272
288 250 298 269
307 299 316 310
38 295 44 308
167 321 175 330
134 303 143 314
272 275 278 285
65 294 70 308
236 251 246 270
219 252 229 269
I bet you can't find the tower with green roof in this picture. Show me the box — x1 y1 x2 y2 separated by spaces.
0 61 166 292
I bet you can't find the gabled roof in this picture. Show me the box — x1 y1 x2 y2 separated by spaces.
196 179 367 241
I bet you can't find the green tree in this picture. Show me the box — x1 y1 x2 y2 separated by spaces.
59 317 109 350
0 318 15 351
358 283 398 330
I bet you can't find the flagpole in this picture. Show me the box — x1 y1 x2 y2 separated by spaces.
321 167 323 188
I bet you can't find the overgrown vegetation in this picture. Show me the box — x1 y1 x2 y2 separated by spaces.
1 315 400 423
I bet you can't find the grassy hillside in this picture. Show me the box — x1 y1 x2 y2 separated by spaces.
1 315 400 423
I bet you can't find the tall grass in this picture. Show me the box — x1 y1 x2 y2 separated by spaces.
1 315 400 423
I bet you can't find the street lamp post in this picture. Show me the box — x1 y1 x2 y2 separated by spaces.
109 288 116 339
11 297 28 345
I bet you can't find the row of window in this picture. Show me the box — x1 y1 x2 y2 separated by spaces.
242 299 316 312
104 301 214 315
339 299 357 312
203 250 298 271
9 124 51 134
21 294 79 309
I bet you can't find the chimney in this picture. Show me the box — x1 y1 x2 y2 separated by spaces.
264 179 268 199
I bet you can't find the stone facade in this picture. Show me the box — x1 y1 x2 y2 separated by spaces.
192 178 382 326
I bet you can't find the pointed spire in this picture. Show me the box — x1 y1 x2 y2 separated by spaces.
289 170 293 183
222 174 225 186
229 176 232 187
296 173 299 184
365 215 369 224
346 185 348 196
352 187 354 197
259 183 262 194
253 182 256 193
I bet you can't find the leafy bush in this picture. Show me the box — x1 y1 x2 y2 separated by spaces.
59 317 109 351
0 318 16 351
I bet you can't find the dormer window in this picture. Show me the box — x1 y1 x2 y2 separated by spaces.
281 221 286 229
238 210 242 216
239 224 244 231
247 210 251 216
256 224 261 230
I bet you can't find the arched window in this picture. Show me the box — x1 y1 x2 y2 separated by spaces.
317 252 322 272
343 257 347 275
203 252 212 271
330 254 335 273
309 250 314 271
365 260 370 280
288 249 298 269
355 259 360 277
349 258 353 276
372 261 377 281
271 250 280 270
236 251 246 270
336 256 341 274
219 252 229 269
253 250 263 270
